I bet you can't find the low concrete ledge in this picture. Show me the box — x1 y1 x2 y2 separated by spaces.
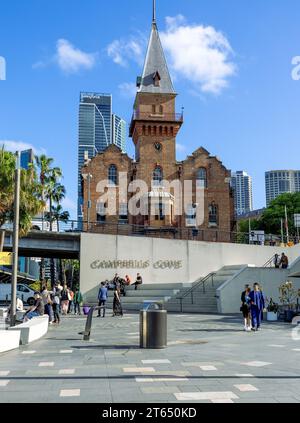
0 308 8 319
8 315 49 345
0 330 21 353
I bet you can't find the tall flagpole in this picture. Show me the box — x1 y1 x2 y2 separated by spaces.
285 205 289 244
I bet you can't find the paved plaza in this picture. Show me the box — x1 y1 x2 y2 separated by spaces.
0 313 300 403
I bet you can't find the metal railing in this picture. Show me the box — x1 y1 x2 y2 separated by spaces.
25 218 300 246
176 272 217 312
132 111 184 122
263 255 276 268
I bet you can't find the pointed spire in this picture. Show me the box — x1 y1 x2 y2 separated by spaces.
138 1 175 94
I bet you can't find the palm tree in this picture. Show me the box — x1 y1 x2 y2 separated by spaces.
45 205 70 232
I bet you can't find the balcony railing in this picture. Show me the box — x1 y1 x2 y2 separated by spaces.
131 110 184 123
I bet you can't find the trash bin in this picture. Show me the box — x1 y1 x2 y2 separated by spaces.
140 300 167 349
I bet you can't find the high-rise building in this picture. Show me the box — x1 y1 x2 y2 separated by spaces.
265 170 300 206
112 114 126 152
231 171 253 216
77 93 126 222
20 149 34 170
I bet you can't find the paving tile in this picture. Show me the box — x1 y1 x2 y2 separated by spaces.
174 391 239 401
242 361 272 367
22 351 36 354
141 359 171 364
60 389 81 397
123 367 155 373
199 365 217 371
0 380 10 387
38 362 55 367
234 384 259 392
0 371 10 376
58 369 75 375
60 350 73 354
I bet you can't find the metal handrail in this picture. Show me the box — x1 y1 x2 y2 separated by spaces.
132 111 184 122
263 255 276 267
176 272 216 312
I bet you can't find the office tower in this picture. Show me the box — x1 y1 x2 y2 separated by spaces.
112 114 126 152
265 170 300 206
77 93 126 222
20 149 34 170
231 171 253 216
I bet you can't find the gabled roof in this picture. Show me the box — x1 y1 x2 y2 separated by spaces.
138 23 175 95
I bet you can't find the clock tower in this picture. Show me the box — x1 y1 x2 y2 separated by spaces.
129 1 183 194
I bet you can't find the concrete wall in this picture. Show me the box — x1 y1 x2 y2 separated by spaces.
216 267 295 313
80 233 300 299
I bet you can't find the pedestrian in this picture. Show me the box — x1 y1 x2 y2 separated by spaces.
68 288 74 314
134 273 143 291
125 275 131 286
249 283 265 331
55 282 63 313
112 285 123 317
60 285 70 315
24 292 44 322
240 285 252 331
51 291 60 324
273 253 281 268
98 282 108 317
73 288 83 315
280 253 289 269
41 285 54 324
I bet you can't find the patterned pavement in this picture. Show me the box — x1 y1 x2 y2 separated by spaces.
0 312 300 403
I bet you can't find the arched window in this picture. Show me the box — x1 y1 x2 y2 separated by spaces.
159 105 163 114
152 105 156 114
108 164 118 185
153 126 157 136
148 125 152 135
152 166 163 187
209 202 218 226
196 167 207 188
159 126 163 136
142 125 146 135
165 126 168 136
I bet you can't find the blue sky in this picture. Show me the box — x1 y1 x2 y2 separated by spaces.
0 0 300 218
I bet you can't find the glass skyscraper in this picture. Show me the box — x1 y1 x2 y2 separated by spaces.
77 92 127 222
265 170 300 206
20 149 34 170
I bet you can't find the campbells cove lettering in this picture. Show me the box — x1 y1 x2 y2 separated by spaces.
90 260 150 269
153 260 183 269
90 259 183 270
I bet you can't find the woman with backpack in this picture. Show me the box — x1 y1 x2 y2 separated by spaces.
60 285 70 315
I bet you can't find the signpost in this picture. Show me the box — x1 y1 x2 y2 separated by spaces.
0 252 13 266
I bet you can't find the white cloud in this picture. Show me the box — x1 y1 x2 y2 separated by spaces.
118 82 137 98
56 39 96 73
33 39 97 74
107 15 236 95
161 15 236 94
107 33 147 68
0 140 46 155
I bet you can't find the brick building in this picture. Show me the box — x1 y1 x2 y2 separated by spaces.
81 8 236 242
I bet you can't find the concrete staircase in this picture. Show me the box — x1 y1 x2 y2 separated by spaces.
166 265 245 314
89 265 245 314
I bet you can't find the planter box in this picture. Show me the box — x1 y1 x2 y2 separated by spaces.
267 312 278 322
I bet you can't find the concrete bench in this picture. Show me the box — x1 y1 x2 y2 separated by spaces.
0 330 21 353
8 315 49 345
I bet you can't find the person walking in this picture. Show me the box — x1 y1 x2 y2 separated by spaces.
73 288 83 315
60 285 70 315
273 254 281 268
249 283 265 331
240 285 252 331
98 282 108 317
280 253 289 269
134 273 143 291
51 291 60 324
68 289 74 314
41 285 54 324
112 285 123 317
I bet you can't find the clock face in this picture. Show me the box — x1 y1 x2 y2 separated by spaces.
154 142 162 152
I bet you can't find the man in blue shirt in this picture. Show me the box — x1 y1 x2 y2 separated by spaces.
98 282 108 318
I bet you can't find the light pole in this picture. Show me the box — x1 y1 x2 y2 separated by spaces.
82 173 92 231
10 151 21 327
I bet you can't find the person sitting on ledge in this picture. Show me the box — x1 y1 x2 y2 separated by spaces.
134 273 143 291
24 292 45 322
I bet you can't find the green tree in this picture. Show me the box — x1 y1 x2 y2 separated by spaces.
0 147 44 236
261 193 300 235
45 205 70 232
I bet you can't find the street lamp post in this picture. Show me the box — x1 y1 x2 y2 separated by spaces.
82 173 92 231
10 151 21 327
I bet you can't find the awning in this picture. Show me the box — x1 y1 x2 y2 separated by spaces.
0 269 36 285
